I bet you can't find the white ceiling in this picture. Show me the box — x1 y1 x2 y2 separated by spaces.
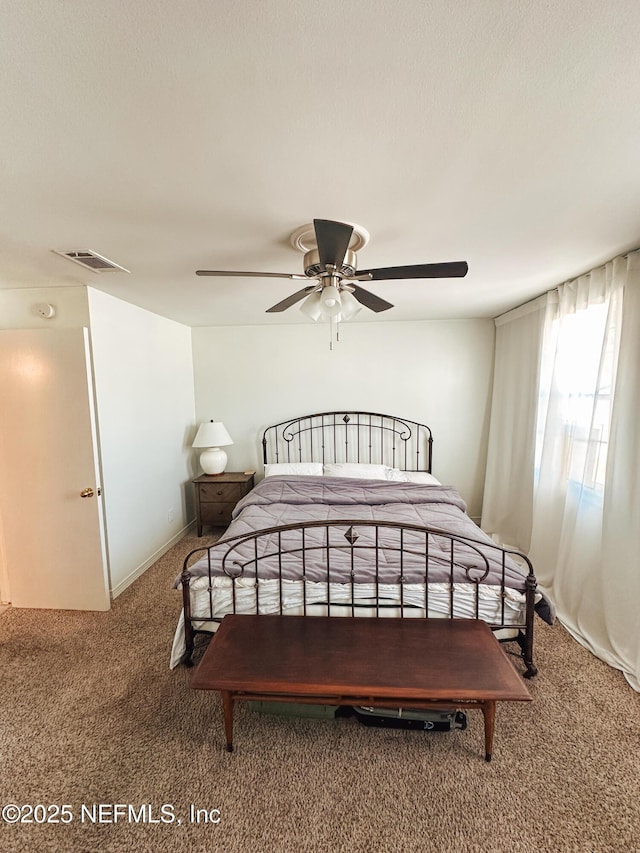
2 0 640 327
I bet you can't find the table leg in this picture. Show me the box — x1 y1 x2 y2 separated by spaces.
222 691 234 752
481 701 496 762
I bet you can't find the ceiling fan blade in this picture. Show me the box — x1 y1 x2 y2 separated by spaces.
350 284 394 313
313 219 354 271
196 270 308 280
356 261 469 281
265 286 317 313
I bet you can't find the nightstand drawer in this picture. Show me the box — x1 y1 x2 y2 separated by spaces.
199 482 243 503
200 502 236 526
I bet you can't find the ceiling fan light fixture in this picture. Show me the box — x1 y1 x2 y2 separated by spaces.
337 289 362 321
300 291 324 321
320 284 342 317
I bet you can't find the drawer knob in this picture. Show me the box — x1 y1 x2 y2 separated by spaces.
217 489 224 495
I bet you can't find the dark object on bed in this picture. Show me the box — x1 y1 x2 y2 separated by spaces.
175 411 549 679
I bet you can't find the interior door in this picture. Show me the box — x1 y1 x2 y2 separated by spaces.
0 327 110 610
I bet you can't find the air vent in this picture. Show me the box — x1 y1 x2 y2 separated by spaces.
52 250 130 273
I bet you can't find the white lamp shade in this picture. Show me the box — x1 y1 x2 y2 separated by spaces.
192 421 233 475
192 421 233 448
300 285 360 327
300 291 324 321
337 290 362 321
320 285 342 317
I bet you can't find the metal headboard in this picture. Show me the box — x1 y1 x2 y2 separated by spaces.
262 411 433 473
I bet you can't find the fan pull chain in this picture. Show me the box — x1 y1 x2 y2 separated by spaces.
328 315 342 350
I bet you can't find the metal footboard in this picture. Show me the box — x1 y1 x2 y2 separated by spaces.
179 520 538 678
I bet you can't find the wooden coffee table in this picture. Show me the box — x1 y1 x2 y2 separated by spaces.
191 614 531 761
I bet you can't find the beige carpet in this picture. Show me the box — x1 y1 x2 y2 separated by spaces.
1 532 639 853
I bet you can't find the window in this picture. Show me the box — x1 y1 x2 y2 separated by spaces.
535 298 617 497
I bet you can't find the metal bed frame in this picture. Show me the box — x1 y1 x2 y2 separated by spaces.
179 411 539 678
261 410 433 472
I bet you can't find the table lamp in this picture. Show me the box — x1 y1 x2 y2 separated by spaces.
192 420 234 475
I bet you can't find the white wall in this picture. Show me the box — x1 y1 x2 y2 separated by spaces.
0 286 90 328
192 319 495 518
87 288 196 595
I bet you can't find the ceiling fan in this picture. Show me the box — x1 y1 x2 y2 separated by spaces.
196 219 468 319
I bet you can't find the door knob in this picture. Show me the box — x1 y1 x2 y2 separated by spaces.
80 487 95 498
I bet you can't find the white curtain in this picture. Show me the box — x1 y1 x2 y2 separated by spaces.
600 253 640 690
485 251 640 691
481 296 547 551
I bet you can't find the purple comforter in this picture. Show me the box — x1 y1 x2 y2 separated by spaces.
228 475 468 534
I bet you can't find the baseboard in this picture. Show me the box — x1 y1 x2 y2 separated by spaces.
110 520 196 599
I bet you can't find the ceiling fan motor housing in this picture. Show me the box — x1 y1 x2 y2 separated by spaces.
303 248 358 278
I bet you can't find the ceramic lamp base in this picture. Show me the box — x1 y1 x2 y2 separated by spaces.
200 447 227 475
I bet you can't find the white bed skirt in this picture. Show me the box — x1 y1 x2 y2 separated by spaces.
169 576 534 668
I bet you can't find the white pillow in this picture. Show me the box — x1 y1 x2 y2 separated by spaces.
386 467 407 482
263 462 323 477
323 462 390 481
387 468 442 485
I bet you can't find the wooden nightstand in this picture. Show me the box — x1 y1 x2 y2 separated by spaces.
193 472 255 536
